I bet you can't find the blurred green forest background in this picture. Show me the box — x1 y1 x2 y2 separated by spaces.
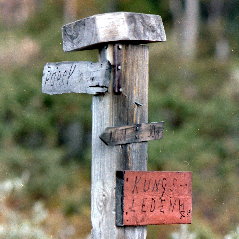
0 0 239 238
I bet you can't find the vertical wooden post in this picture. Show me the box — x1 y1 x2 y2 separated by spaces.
91 44 148 238
60 12 166 239
43 12 192 239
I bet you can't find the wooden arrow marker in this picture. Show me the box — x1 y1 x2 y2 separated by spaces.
116 171 192 226
42 61 111 95
99 122 164 146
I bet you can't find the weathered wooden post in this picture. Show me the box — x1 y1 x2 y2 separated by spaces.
42 12 192 239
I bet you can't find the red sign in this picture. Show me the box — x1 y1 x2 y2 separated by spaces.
116 171 192 226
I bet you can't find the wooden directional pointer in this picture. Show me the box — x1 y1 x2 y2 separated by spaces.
42 61 111 95
100 122 164 146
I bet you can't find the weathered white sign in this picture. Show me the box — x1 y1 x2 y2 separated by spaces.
42 61 111 95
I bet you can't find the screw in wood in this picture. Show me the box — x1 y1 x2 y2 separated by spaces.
135 101 143 106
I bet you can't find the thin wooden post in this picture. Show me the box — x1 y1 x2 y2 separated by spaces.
91 44 149 238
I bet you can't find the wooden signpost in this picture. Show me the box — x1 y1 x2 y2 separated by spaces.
42 12 192 239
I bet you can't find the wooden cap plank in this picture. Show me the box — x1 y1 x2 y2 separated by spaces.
62 12 166 52
42 61 111 95
116 171 192 226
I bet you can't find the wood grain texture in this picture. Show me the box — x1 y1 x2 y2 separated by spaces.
100 122 164 146
62 12 166 51
91 44 148 238
116 171 192 226
42 61 111 95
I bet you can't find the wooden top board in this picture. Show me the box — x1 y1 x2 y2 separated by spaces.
116 171 192 226
62 12 166 51
42 61 111 95
100 122 164 146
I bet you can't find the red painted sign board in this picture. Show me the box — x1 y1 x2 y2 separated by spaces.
116 171 192 226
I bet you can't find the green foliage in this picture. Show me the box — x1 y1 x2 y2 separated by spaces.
0 147 72 199
24 0 64 36
170 224 218 239
148 46 239 235
0 177 52 239
225 226 239 239
191 222 220 239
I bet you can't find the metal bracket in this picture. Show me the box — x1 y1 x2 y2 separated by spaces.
113 44 123 94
